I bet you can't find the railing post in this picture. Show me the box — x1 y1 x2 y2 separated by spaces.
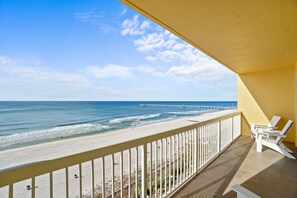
141 144 148 198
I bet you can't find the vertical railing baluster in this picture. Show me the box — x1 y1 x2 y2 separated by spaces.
182 132 186 181
188 131 191 176
189 131 192 175
31 177 35 198
204 126 206 165
206 126 208 164
141 144 147 198
201 127 204 167
199 127 203 169
50 172 53 198
204 126 207 165
195 128 198 173
168 138 171 192
186 131 189 178
9 184 13 198
111 154 115 198
211 124 213 158
149 143 152 198
128 149 131 198
218 121 221 152
66 167 69 198
135 147 138 198
179 133 182 184
212 123 217 156
177 134 180 185
192 130 194 175
91 160 94 198
172 135 175 190
160 139 163 197
231 117 234 141
102 157 105 198
120 152 123 198
203 126 207 166
155 141 158 198
190 131 193 175
79 164 82 198
164 138 167 195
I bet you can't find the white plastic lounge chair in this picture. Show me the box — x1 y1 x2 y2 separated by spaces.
261 120 295 159
250 115 281 138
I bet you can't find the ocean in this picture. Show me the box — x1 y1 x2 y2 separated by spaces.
0 101 236 151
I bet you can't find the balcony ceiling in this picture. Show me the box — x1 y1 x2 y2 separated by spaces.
120 0 297 74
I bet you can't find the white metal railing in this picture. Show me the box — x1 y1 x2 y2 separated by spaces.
0 111 241 198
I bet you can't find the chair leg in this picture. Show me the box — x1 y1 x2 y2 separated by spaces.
262 141 296 159
280 142 293 153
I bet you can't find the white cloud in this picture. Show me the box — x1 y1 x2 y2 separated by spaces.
87 86 126 97
121 15 150 36
86 64 134 78
86 64 163 78
145 56 156 62
132 66 164 76
0 56 88 85
120 15 236 87
120 8 128 15
74 11 112 33
166 62 233 83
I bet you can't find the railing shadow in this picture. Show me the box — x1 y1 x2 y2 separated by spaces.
222 142 297 198
175 136 254 198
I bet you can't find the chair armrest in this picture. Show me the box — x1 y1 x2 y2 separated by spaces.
261 131 286 138
262 129 280 133
269 133 286 138
252 123 267 127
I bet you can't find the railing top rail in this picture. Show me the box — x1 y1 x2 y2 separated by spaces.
0 111 240 187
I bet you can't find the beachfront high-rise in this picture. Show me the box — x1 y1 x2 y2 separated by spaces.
1 0 297 197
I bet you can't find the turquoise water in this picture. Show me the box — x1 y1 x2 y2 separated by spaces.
0 101 236 150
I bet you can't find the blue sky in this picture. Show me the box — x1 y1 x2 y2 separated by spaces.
0 0 237 101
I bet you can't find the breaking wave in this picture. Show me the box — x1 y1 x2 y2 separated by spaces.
109 114 161 124
0 123 109 148
131 116 177 126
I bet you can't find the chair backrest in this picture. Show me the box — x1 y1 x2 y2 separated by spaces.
276 120 294 144
267 115 281 127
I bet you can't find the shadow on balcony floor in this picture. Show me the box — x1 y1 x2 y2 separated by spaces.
174 136 297 198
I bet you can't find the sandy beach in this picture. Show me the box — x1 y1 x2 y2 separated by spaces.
0 110 236 198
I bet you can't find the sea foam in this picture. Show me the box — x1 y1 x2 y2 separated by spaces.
109 113 161 124
0 123 109 148
132 116 177 126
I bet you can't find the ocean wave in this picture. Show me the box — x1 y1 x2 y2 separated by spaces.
167 110 212 115
132 116 177 126
109 114 161 124
0 123 109 148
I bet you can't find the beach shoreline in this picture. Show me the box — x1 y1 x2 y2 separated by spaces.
0 109 237 198
0 109 236 170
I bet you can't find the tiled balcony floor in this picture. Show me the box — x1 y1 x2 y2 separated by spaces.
174 136 297 198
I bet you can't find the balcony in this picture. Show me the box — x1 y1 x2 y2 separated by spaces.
175 136 297 197
0 111 241 198
0 111 296 198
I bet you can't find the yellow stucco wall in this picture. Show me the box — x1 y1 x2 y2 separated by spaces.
238 67 296 144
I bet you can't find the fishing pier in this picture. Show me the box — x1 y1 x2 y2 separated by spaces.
139 104 236 110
